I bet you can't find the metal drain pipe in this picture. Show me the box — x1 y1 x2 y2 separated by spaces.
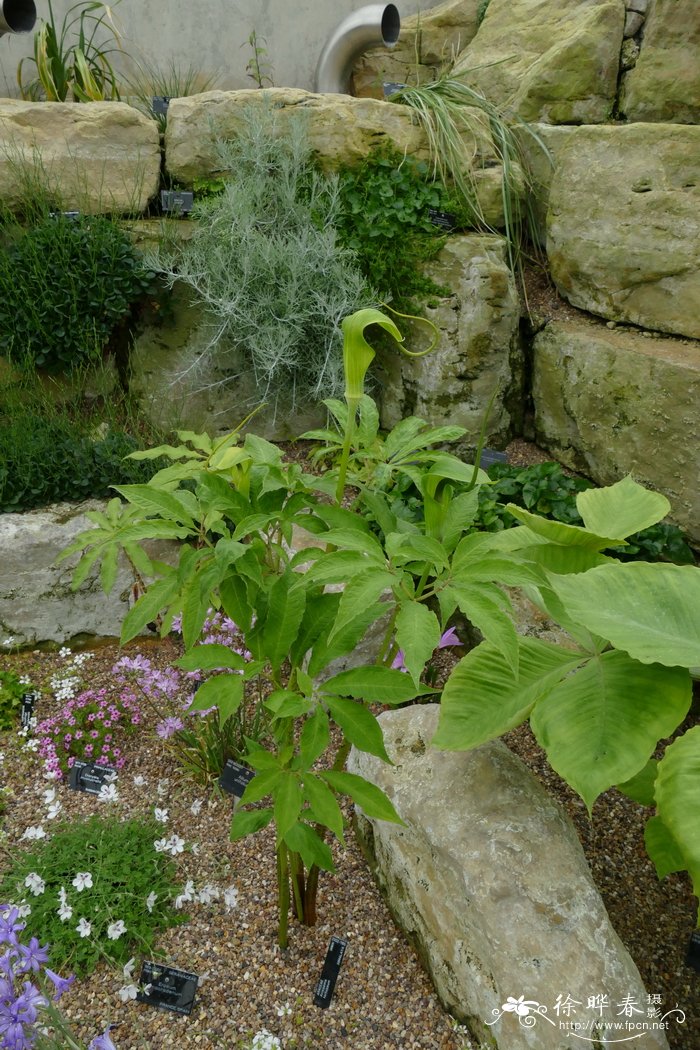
315 4 400 95
0 0 36 36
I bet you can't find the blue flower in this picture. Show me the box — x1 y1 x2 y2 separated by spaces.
44 968 76 1001
16 938 50 974
88 1025 118 1050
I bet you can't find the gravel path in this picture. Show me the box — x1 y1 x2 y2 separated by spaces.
1 637 698 1050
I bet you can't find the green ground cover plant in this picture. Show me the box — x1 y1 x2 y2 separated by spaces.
334 146 458 312
0 816 184 976
0 669 34 730
0 212 154 374
62 308 700 941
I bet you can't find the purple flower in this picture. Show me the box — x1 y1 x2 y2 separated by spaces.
44 967 76 1001
88 1025 118 1050
155 716 184 740
0 907 25 945
15 938 49 974
13 981 47 1021
391 628 462 674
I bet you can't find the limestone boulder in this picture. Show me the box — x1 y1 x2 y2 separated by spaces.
348 705 668 1050
164 88 512 228
547 124 700 339
532 319 700 544
513 123 577 245
452 0 625 124
0 101 160 215
352 0 481 99
0 502 176 646
620 0 700 123
379 233 522 448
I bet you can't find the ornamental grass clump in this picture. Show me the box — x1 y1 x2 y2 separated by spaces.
0 817 184 977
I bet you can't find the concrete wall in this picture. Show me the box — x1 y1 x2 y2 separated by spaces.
0 0 424 97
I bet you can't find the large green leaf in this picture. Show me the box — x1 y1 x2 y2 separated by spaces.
433 638 584 751
531 652 691 811
317 528 385 559
550 563 700 668
174 644 247 673
263 570 306 671
303 774 345 843
274 772 303 843
321 666 425 705
448 581 518 675
187 673 244 727
289 592 339 667
655 726 700 903
617 759 658 807
644 815 688 881
325 696 391 762
298 706 330 769
307 599 386 678
121 574 180 644
394 602 441 686
112 484 195 527
283 822 335 871
327 570 396 644
230 807 273 841
576 475 669 540
506 505 623 549
322 771 404 824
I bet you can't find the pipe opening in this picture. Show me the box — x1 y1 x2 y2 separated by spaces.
381 4 400 47
2 0 36 32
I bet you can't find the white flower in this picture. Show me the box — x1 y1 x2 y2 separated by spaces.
57 901 73 922
190 843 200 855
72 653 90 667
118 983 138 1002
76 918 92 938
145 892 157 914
251 1031 282 1050
42 788 56 805
153 838 168 853
17 902 31 918
165 834 185 856
104 771 118 785
46 801 63 820
97 783 119 803
133 775 147 787
122 958 136 980
58 647 72 659
24 873 46 896
223 886 239 912
3 636 16 647
156 779 170 798
21 826 47 841
0 752 4 763
154 808 168 824
276 1002 292 1018
196 883 220 905
72 872 93 891
22 739 39 753
190 798 203 816
175 880 196 909
58 886 68 905
107 920 127 940
43 769 59 781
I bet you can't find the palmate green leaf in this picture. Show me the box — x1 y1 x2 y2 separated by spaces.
531 652 691 812
187 673 244 727
174 644 247 673
303 775 345 844
327 570 395 645
317 528 385 558
433 638 585 751
71 545 102 591
321 666 426 705
577 475 669 540
111 484 195 527
230 807 273 841
441 489 480 552
121 574 180 644
654 726 700 907
448 581 519 675
385 533 448 571
394 601 441 686
550 563 700 668
325 696 391 762
322 771 404 824
99 545 119 595
262 570 306 671
289 592 339 666
264 690 313 719
299 706 330 769
300 551 378 587
308 599 386 677
239 769 282 806
644 815 688 881
283 822 335 871
274 772 304 843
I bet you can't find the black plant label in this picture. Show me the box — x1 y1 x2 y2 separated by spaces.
219 759 255 798
20 691 37 730
136 962 199 1015
313 936 348 1008
686 931 700 972
68 760 116 795
428 207 458 231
